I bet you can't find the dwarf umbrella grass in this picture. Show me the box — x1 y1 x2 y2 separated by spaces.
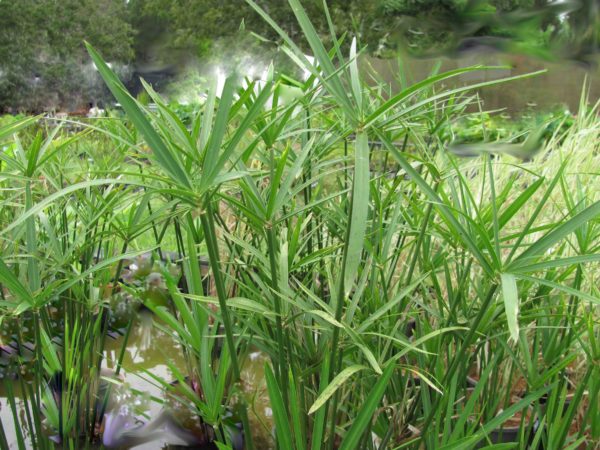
0 2 599 448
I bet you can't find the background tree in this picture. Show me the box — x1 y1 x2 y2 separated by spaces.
129 0 379 68
0 0 597 111
0 0 133 112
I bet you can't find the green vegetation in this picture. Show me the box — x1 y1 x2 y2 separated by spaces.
375 0 594 58
1 1 599 449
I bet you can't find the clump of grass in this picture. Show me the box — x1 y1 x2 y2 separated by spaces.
1 1 599 449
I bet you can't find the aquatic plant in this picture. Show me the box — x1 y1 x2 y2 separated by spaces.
0 1 599 449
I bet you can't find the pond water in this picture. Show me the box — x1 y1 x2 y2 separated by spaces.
0 394 28 450
0 314 273 449
366 51 600 113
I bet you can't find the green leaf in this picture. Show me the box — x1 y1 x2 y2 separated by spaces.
365 66 493 126
403 366 442 394
187 294 272 316
226 297 273 315
288 370 307 450
41 385 60 430
357 275 427 332
246 0 355 121
40 329 61 373
1 178 142 236
510 200 600 269
306 309 343 328
309 365 367 415
500 273 520 342
270 137 314 217
513 254 600 273
47 249 156 302
287 0 356 117
310 356 331 450
0 258 34 306
85 42 191 189
356 344 382 375
202 74 236 180
0 115 41 142
515 273 600 305
376 131 494 276
215 443 233 450
437 386 551 449
349 38 362 112
208 80 274 188
377 69 547 129
344 132 370 294
497 177 544 230
506 160 566 263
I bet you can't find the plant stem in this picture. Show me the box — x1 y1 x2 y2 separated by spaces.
420 283 498 436
200 197 255 450
266 225 289 402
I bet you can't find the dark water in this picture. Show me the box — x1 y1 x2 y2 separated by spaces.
366 51 600 113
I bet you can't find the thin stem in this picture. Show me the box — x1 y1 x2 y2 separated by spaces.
420 283 498 436
200 197 255 450
266 225 289 402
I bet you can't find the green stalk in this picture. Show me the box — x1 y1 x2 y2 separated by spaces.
0 419 9 450
322 130 371 447
265 225 289 401
562 265 583 348
302 108 313 255
200 198 254 450
90 239 129 430
321 216 352 447
30 312 46 442
404 182 439 286
20 362 42 449
95 316 134 432
6 381 27 450
420 283 498 436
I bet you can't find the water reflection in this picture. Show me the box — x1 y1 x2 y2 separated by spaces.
0 393 29 449
0 315 273 449
102 318 273 449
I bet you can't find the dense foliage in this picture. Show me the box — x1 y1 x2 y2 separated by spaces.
1 2 599 448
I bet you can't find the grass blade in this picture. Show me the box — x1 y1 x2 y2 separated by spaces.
265 364 295 450
309 365 367 415
500 273 520 342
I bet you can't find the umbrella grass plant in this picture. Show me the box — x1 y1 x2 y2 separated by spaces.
0 0 599 448
0 119 170 448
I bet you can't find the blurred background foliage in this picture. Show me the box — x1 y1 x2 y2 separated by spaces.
0 0 134 111
0 0 598 112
